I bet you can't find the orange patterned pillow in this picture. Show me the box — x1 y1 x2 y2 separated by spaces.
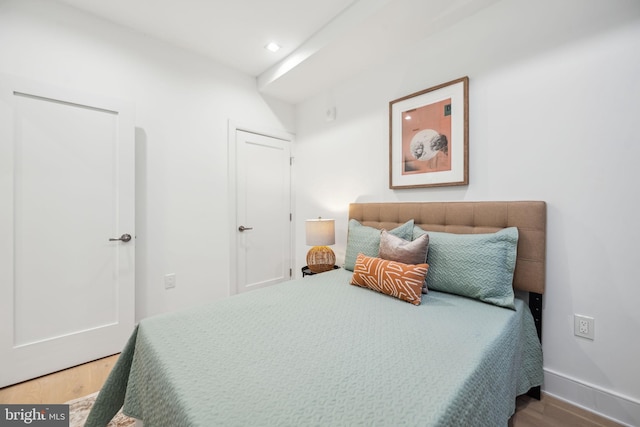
350 253 428 305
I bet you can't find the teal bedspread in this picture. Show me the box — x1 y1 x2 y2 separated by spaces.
86 269 542 427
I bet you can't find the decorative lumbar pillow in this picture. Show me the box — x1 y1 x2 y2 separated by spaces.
420 227 519 309
344 219 414 271
350 254 428 305
379 230 429 294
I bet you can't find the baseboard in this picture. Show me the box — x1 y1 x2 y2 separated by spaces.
544 369 640 426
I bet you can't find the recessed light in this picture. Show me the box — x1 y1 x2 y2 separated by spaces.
265 42 281 53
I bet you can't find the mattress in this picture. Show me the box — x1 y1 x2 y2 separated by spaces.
86 268 543 426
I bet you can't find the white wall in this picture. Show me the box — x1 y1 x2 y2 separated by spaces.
294 0 640 424
0 0 294 320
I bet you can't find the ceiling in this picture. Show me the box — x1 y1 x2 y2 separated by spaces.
54 0 501 104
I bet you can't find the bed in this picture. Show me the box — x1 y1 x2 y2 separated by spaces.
87 201 545 427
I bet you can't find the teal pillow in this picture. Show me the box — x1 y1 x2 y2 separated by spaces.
344 219 414 271
421 227 519 309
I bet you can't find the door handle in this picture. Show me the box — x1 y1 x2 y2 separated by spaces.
238 226 253 232
109 233 132 242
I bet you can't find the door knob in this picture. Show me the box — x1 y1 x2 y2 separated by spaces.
109 233 132 242
238 225 253 232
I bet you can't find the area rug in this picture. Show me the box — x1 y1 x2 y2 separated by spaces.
66 392 136 427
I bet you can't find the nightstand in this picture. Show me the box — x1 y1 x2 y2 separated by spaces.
301 265 340 277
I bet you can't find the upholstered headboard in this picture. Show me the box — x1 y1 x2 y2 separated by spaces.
348 201 546 295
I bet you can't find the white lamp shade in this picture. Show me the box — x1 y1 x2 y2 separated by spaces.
305 218 335 246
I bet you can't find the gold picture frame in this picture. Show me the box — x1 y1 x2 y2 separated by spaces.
389 77 468 189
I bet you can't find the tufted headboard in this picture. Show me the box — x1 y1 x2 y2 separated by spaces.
348 201 546 295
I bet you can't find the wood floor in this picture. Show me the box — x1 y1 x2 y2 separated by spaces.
0 355 623 426
0 354 119 404
511 394 622 427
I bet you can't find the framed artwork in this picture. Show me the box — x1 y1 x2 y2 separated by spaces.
389 77 468 189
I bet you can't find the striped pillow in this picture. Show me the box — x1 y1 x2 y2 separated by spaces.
350 253 428 305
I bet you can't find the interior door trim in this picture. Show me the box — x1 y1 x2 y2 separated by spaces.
227 120 294 296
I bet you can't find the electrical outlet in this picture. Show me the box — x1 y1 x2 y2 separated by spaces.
164 273 176 289
574 314 594 340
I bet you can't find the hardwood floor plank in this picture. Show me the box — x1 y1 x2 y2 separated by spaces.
514 394 623 427
0 354 119 404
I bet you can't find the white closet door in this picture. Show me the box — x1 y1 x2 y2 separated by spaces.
234 130 292 293
0 78 135 387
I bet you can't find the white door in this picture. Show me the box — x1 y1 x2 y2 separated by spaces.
234 130 292 293
0 78 135 388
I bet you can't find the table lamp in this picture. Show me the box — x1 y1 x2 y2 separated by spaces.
305 218 336 273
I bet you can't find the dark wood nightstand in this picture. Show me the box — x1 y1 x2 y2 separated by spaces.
301 265 340 277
